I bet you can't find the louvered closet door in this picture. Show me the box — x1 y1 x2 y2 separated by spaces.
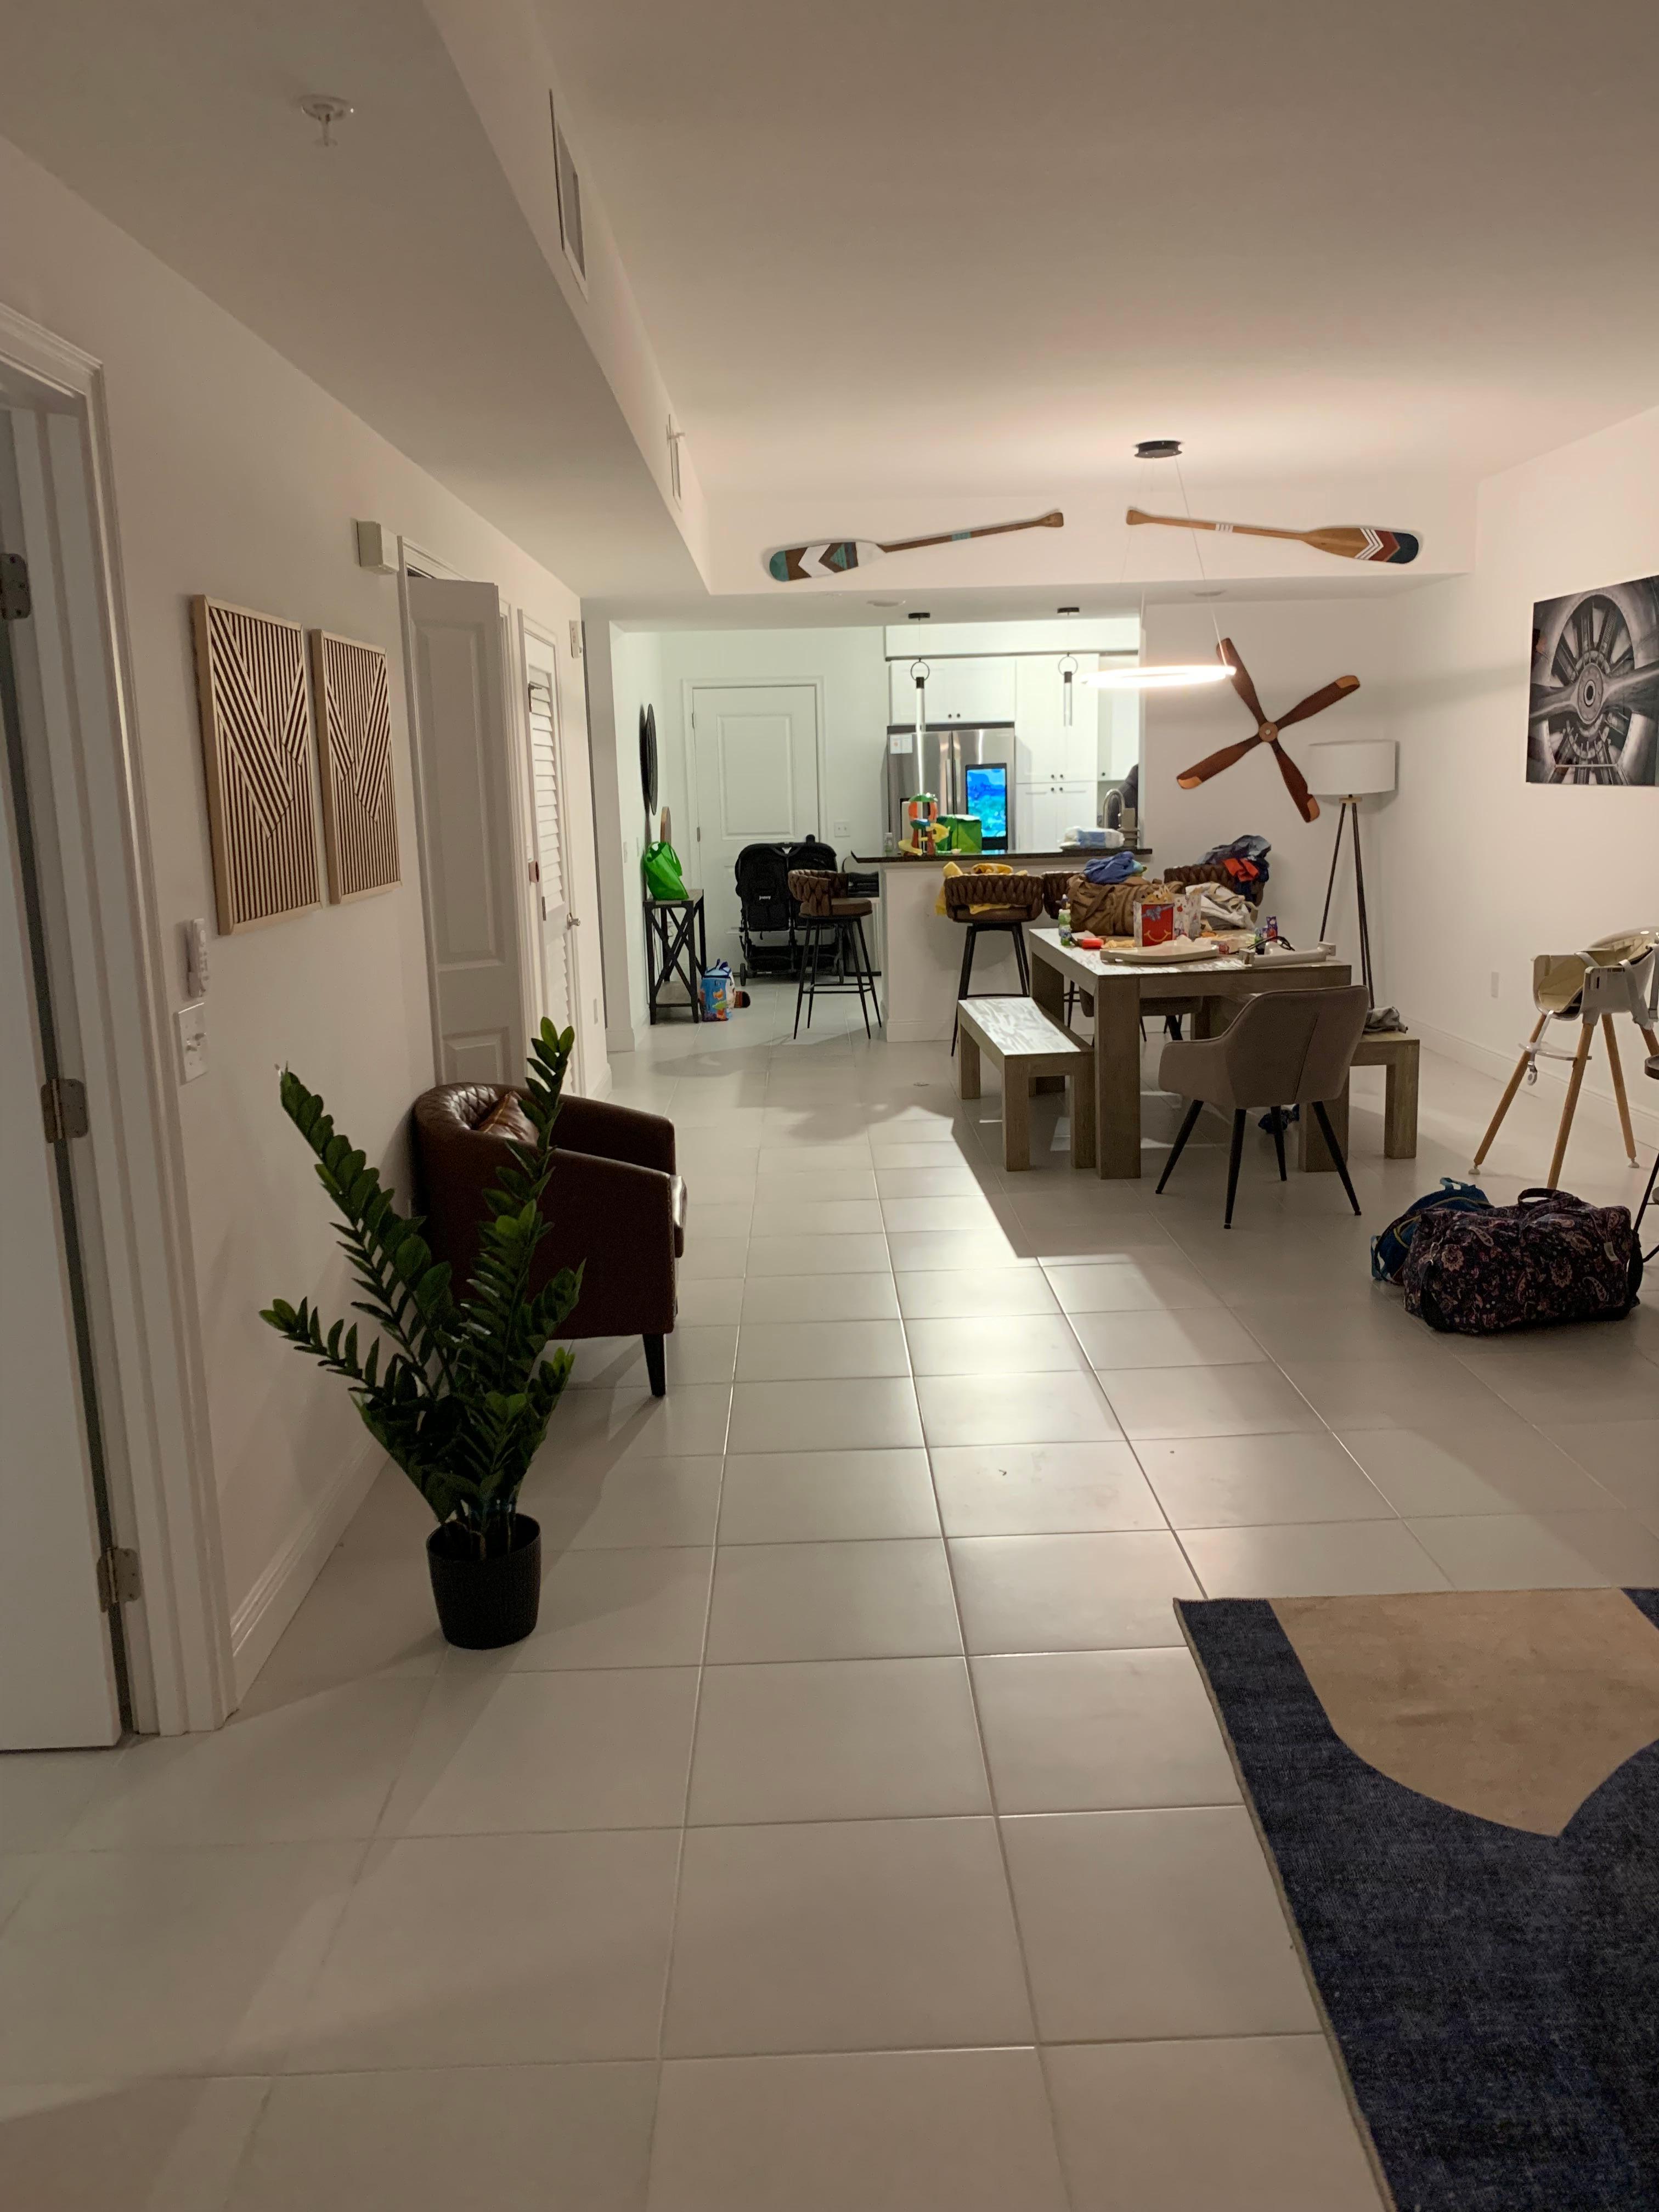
527 667 575 1036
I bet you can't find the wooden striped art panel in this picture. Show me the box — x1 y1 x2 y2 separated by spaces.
190 597 321 933
309 630 400 902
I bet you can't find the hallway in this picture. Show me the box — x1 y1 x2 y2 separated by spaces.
5 986 1659 2208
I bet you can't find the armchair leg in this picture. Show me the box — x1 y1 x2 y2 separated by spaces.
643 1333 667 1398
1156 1098 1205 1195
1271 1111 1288 1182
1224 1109 1247 1228
1311 1102 1362 1216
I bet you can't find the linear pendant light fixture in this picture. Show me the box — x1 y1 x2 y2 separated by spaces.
1086 662 1229 690
1080 439 1235 690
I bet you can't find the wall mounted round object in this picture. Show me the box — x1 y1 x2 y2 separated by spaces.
1135 439 1183 459
639 704 658 816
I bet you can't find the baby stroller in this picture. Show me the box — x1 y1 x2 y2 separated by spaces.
734 843 797 981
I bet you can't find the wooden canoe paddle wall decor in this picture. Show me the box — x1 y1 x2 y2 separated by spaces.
191 597 322 932
1178 639 1360 823
768 509 1063 582
1127 507 1419 566
309 631 400 902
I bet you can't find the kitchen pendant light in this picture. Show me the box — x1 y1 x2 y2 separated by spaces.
1059 654 1077 726
910 659 930 741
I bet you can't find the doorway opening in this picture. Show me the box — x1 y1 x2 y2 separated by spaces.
0 309 231 1746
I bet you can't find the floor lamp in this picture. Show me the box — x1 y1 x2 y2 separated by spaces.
1307 740 1397 1007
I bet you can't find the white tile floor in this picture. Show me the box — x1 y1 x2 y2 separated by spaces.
4 979 1659 2208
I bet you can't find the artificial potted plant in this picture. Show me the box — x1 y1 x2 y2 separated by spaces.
263 1019 582 1648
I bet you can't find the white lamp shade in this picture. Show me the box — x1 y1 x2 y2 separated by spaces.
1306 738 1396 798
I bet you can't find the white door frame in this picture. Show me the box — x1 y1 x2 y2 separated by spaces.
0 303 233 1736
520 614 587 1093
681 674 831 872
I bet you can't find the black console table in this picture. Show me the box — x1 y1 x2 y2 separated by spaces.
645 890 708 1023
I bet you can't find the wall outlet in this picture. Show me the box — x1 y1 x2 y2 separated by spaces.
832 820 850 835
1490 971 1500 999
175 1000 208 1082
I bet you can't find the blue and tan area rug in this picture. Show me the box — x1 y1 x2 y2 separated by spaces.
1180 1590 1659 2212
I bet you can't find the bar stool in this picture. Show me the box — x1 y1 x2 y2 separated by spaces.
943 872 1045 1052
787 870 881 1039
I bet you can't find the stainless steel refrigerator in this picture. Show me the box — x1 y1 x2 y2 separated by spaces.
885 721 1017 852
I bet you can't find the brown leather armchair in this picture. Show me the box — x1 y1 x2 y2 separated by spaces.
410 1085 686 1395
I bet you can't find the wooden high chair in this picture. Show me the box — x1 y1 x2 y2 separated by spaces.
1471 932 1659 1188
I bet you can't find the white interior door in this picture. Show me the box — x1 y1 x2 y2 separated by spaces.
524 646 579 1050
689 682 821 967
407 577 532 1085
1 618 122 1748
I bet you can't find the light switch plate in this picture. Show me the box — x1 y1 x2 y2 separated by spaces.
176 1000 208 1082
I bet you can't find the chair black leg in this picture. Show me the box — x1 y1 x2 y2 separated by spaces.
1064 981 1076 1028
855 917 882 1028
1013 924 1031 996
805 923 822 1030
792 927 810 1039
1272 1111 1288 1182
1311 1102 1362 1216
848 922 871 1039
643 1333 666 1398
1224 1109 1247 1229
1156 1098 1205 1195
951 925 977 1054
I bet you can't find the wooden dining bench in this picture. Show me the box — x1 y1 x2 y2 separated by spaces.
1350 1031 1420 1158
956 997 1096 1171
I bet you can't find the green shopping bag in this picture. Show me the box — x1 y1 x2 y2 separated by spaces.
642 839 687 900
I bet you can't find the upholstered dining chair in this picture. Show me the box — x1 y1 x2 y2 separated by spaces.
1155 984 1370 1227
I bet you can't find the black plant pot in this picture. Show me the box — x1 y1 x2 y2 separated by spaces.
426 1514 542 1649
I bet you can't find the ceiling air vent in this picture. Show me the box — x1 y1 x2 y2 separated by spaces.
549 97 586 292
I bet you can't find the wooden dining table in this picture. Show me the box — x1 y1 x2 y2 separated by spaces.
1023 926 1356 1180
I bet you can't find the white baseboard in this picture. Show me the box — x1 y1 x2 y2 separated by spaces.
1414 1019 1659 1152
229 1442 385 1706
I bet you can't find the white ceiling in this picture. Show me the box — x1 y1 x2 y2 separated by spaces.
534 0 1659 498
0 0 701 601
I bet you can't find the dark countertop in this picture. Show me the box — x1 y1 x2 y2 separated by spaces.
851 848 1154 867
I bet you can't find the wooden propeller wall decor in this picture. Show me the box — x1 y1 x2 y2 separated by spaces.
1127 507 1419 566
767 509 1063 583
1177 640 1360 823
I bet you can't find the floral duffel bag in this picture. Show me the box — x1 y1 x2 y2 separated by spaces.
1401 1187 1642 1334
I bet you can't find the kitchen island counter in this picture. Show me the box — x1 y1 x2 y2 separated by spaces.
862 848 1152 1044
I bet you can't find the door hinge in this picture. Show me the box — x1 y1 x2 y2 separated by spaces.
0 551 30 622
96 1546 142 1611
568 620 583 659
41 1076 90 1143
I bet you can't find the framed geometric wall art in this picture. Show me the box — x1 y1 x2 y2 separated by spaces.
1529 573 1659 785
190 597 321 932
308 630 400 902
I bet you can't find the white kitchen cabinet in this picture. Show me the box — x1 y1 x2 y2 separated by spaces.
1019 778 1099 854
889 656 1017 725
1014 654 1098 782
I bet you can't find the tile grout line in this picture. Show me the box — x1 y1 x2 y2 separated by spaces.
637 1337 733 2194
894 1232 1084 2212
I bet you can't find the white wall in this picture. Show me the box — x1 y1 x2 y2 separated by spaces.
1378 400 1659 1132
1142 599 1405 977
589 621 891 1036
652 625 890 862
0 132 601 1703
